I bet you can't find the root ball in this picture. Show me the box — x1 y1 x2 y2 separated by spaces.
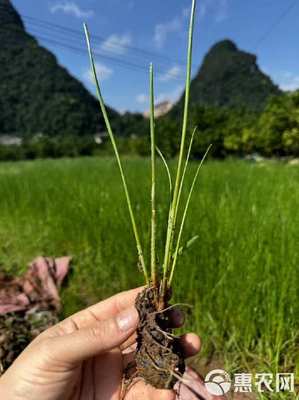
135 287 185 389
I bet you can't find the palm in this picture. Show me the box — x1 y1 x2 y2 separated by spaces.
0 288 199 400
40 351 175 400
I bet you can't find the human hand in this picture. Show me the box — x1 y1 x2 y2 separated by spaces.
0 287 200 400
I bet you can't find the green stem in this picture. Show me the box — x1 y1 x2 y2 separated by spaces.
156 146 173 197
84 23 149 285
161 0 196 295
169 145 212 286
150 63 157 286
176 127 197 212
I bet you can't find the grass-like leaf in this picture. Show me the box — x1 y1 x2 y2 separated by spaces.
156 146 173 196
177 235 199 256
176 126 198 216
161 0 196 295
84 23 149 285
169 144 212 286
149 63 157 285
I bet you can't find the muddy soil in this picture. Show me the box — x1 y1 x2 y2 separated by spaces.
135 286 185 389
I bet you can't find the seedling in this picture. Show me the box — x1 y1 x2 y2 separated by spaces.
84 0 210 389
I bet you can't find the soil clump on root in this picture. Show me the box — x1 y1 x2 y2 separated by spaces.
135 286 185 389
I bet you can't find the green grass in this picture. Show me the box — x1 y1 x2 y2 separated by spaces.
0 157 298 386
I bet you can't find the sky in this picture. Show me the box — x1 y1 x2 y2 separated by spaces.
11 0 299 113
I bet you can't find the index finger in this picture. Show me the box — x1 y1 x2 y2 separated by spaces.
47 286 144 336
87 286 144 321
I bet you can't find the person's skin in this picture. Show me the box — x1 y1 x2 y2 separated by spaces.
0 287 201 400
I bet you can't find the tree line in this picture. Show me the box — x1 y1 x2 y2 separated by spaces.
0 91 299 161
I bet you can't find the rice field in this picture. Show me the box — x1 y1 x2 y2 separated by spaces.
0 157 298 390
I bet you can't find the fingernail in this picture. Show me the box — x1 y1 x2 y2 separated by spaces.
116 307 139 332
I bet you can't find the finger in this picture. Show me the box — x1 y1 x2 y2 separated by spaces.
176 367 225 400
126 379 175 400
46 287 144 337
180 333 201 358
86 286 143 321
122 341 137 355
94 349 122 400
120 332 137 351
79 360 95 400
122 350 136 372
48 306 139 365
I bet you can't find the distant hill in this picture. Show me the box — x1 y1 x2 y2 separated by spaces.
172 40 281 114
0 0 121 136
0 1 283 139
143 101 173 118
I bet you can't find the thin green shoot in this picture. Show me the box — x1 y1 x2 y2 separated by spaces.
176 126 198 213
156 146 173 196
161 0 196 295
178 235 199 256
163 126 197 270
183 235 199 253
149 63 157 286
169 144 212 286
84 23 149 285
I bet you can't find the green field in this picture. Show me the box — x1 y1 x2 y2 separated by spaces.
0 158 298 384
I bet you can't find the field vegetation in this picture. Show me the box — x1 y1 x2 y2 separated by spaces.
0 157 298 381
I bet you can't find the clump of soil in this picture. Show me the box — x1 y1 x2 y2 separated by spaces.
135 286 185 389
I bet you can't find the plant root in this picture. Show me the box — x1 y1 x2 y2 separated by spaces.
135 286 185 389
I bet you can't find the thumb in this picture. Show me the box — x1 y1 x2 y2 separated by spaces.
48 306 139 364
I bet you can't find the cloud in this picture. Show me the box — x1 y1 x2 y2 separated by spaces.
84 62 113 83
199 2 208 19
154 6 190 49
154 18 181 49
155 85 184 104
282 71 293 79
215 0 229 22
199 0 228 23
265 69 299 92
136 94 148 105
50 1 94 18
100 34 132 56
136 85 183 105
278 73 299 91
159 65 183 82
182 7 191 18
